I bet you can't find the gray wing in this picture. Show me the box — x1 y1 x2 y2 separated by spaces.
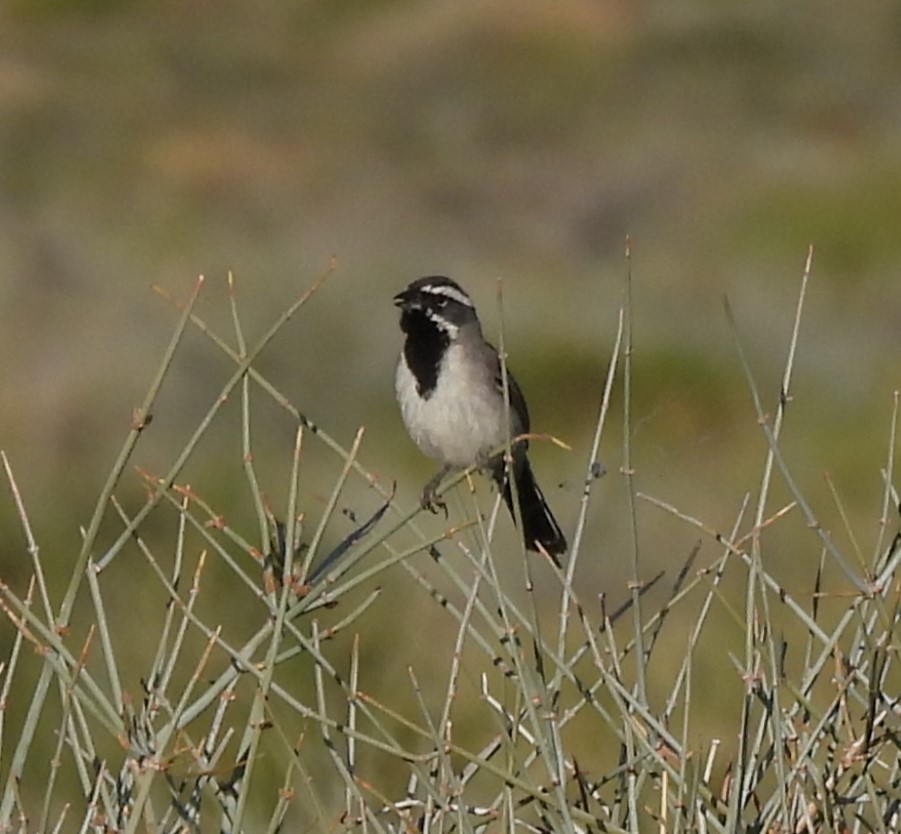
489 350 530 437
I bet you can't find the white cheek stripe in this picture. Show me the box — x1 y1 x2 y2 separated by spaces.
425 284 474 308
425 309 459 337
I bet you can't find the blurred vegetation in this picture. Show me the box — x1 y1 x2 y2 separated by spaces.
1 0 900 827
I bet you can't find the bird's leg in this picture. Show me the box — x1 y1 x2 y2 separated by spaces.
421 465 451 518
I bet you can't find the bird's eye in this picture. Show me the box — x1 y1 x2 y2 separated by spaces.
436 298 448 308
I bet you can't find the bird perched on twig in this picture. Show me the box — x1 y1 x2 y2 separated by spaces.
393 276 566 557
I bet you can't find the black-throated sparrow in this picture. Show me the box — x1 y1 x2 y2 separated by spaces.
393 276 567 556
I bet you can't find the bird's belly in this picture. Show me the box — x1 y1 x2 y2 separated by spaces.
396 358 507 467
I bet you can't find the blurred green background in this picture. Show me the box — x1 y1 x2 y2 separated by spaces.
1 0 899 813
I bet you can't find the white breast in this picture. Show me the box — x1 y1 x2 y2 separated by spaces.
395 343 509 468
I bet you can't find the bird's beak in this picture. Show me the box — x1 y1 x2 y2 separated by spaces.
393 289 415 308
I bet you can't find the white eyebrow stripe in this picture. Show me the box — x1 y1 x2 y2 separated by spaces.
424 284 474 307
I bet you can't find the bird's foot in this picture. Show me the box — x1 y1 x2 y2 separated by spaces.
420 485 448 518
421 467 450 518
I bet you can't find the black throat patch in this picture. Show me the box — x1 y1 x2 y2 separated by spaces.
401 309 449 399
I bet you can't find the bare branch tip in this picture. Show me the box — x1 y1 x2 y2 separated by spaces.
802 246 815 275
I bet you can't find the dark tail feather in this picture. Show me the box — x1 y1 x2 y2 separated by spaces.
497 457 567 557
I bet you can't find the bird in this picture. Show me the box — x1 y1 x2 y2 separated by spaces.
393 275 567 556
